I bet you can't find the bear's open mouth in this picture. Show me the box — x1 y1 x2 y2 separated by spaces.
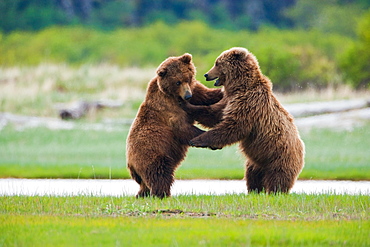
214 78 221 86
205 74 221 86
205 76 218 81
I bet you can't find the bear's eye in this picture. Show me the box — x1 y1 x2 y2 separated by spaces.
176 81 181 86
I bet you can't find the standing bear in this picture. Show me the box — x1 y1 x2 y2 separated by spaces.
126 53 223 198
185 47 305 193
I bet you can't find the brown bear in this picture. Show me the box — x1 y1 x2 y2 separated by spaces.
184 47 305 193
126 53 223 198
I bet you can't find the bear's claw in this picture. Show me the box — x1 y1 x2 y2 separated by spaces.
189 140 209 148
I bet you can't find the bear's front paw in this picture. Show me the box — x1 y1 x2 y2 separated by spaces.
178 98 185 107
179 100 197 113
179 100 189 109
189 139 208 148
194 128 205 137
189 140 196 146
209 146 222 150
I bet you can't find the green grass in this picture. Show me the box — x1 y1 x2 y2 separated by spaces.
1 194 369 246
0 125 129 179
0 123 370 180
300 126 370 180
2 194 369 220
2 215 368 246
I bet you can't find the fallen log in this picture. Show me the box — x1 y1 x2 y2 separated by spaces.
295 108 370 131
284 98 370 118
0 112 132 131
57 100 123 120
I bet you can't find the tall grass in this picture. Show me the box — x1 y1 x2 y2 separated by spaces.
1 65 368 119
2 215 368 246
0 64 154 117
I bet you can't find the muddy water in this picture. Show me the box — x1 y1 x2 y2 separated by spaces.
1 179 369 196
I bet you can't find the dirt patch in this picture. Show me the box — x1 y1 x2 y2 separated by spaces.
123 209 217 218
153 209 217 217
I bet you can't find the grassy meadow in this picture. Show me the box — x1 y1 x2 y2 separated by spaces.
0 64 154 118
1 194 369 246
1 121 370 180
0 64 369 246
0 65 370 180
1 11 370 246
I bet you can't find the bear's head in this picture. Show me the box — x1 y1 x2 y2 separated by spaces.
156 53 196 101
204 47 261 87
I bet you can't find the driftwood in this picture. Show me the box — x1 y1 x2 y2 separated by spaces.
57 98 370 120
284 98 370 118
295 108 370 131
57 100 123 120
1 98 370 131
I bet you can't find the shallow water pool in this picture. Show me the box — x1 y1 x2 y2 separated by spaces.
1 179 369 196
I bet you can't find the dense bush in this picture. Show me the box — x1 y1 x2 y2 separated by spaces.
0 21 354 91
339 10 370 89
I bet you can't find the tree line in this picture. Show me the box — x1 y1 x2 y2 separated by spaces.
1 0 368 33
1 0 369 88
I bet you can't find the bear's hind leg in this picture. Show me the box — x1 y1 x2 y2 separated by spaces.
150 176 173 199
147 156 176 199
128 165 150 198
137 183 150 198
262 169 295 194
245 160 265 193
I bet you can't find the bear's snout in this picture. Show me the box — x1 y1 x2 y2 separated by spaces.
204 73 218 81
184 90 192 100
204 73 214 81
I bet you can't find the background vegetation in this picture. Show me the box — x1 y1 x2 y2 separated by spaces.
0 23 357 91
0 0 369 90
1 0 369 32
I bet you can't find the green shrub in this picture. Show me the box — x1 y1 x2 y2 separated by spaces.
340 10 370 89
0 22 354 91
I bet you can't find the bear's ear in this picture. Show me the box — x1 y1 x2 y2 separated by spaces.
230 47 248 61
157 68 167 77
180 53 192 64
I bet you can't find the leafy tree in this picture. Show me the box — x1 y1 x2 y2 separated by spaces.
0 0 69 32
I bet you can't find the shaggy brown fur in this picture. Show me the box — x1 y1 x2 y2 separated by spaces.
126 53 223 198
185 47 305 193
